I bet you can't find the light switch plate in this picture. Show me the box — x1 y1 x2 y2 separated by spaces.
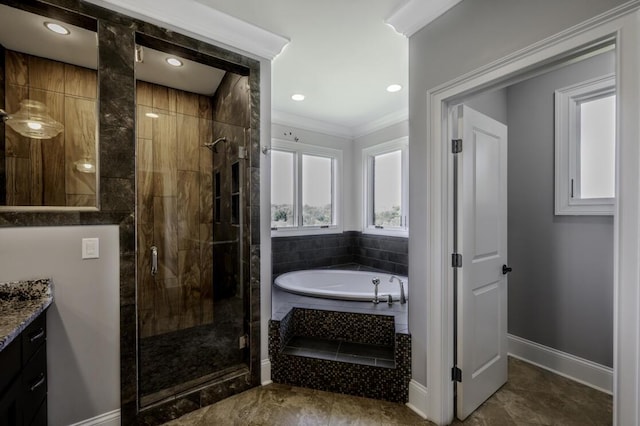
82 238 99 259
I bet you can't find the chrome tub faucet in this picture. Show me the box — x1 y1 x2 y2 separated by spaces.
389 275 407 304
372 277 380 304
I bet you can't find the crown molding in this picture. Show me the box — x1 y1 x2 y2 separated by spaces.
352 108 408 139
272 108 409 140
83 0 289 60
271 110 354 140
385 0 463 37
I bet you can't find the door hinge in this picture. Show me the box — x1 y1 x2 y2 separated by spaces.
452 139 463 154
239 334 249 349
452 366 462 383
452 253 462 268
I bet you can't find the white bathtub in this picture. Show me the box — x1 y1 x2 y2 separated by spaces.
274 269 408 302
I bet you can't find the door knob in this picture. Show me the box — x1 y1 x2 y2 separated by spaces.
502 264 512 275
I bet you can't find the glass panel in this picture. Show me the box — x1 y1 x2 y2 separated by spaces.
271 150 295 227
373 150 402 226
135 41 250 407
0 4 98 209
302 154 332 226
580 95 615 199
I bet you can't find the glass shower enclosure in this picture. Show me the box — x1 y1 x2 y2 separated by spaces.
134 39 252 407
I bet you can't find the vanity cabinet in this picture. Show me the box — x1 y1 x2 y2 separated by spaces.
0 314 47 426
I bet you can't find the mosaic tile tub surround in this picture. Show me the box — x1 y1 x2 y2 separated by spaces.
0 278 53 351
269 308 411 403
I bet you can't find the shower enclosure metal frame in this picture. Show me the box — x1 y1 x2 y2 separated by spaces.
130 33 261 423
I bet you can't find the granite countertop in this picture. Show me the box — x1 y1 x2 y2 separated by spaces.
0 278 53 352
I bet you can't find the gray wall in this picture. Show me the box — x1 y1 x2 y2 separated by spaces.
0 225 120 426
464 88 508 125
409 0 627 385
507 51 614 367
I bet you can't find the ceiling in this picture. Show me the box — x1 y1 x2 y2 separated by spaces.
195 0 410 136
0 4 98 70
0 4 226 96
3 0 463 137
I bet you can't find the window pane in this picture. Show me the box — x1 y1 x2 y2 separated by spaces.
302 154 332 226
271 150 295 227
373 150 401 227
580 95 615 199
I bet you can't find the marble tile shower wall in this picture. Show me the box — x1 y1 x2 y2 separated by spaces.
272 231 408 277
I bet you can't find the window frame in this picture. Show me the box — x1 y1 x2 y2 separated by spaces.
362 137 409 236
554 73 616 215
270 139 343 236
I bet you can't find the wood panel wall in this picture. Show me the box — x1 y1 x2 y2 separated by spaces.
136 80 216 338
3 50 97 206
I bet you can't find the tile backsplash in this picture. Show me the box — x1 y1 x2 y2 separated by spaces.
272 231 408 276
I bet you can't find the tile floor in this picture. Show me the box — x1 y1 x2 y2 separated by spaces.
164 357 612 425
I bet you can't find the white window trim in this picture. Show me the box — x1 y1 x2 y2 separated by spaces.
270 139 343 237
555 73 615 215
362 137 409 237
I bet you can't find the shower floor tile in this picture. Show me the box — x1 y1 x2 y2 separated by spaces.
282 336 395 368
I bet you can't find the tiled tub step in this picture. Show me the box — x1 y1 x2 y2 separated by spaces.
282 336 395 368
269 308 411 402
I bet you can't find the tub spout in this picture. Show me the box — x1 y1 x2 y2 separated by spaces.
389 275 407 304
372 277 380 304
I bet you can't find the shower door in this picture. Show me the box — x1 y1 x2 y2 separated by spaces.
134 45 251 407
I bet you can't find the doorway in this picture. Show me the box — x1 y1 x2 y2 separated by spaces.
424 8 640 425
452 45 615 420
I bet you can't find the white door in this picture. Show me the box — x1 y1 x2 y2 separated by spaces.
453 104 509 420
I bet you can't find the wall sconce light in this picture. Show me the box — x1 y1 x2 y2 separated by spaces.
0 100 64 139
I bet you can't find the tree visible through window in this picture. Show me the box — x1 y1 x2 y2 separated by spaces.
270 140 341 233
302 154 333 226
373 150 402 227
271 150 295 227
363 138 408 234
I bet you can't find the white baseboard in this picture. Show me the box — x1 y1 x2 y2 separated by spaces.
508 334 613 394
68 409 121 426
406 379 428 419
261 359 273 385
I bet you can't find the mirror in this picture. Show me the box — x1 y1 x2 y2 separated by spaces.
0 4 98 209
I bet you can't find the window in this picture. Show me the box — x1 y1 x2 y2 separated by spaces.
270 140 342 235
555 74 615 215
363 138 408 235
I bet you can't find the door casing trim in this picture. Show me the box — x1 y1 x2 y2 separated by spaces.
424 2 640 424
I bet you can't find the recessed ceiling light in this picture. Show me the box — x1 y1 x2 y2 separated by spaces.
291 94 305 101
145 112 159 119
44 22 70 35
386 84 402 93
166 57 183 67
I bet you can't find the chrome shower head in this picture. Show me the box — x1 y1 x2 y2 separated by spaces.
203 137 226 152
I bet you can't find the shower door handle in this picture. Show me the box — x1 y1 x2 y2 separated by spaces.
151 246 158 276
